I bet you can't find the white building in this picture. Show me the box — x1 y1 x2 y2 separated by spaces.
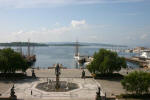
140 50 150 59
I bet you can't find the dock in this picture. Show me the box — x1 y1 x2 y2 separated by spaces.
125 57 149 67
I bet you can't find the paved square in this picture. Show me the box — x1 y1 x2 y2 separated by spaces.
2 78 102 100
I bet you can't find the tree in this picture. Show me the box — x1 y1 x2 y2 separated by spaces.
0 48 29 73
87 48 126 74
0 55 8 73
121 71 150 95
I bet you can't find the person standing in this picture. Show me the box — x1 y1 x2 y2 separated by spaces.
82 70 85 79
31 90 32 95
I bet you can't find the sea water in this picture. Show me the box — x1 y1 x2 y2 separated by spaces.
0 46 139 68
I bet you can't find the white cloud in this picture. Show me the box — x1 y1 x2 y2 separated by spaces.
15 30 24 35
9 20 87 42
0 0 144 8
1 20 150 46
140 34 148 40
71 20 86 28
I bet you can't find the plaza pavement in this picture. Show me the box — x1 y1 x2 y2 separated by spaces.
1 69 105 100
26 68 92 78
96 79 125 97
96 68 150 98
1 68 150 100
1 65 150 100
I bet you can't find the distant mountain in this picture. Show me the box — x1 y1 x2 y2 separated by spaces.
46 42 127 47
0 42 48 46
46 42 87 46
0 42 127 47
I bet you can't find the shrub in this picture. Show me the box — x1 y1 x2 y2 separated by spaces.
87 48 126 74
121 71 150 95
0 48 29 73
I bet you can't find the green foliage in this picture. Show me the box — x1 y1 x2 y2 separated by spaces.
0 48 29 73
121 71 150 94
87 48 126 74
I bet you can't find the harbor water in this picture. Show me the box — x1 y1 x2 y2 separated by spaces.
0 46 139 68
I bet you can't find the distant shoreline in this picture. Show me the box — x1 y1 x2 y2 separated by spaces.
0 42 127 47
0 42 48 47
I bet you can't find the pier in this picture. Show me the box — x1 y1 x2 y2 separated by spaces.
125 57 149 67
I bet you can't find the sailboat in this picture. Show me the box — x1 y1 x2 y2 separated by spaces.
74 41 86 64
74 40 80 60
25 39 36 66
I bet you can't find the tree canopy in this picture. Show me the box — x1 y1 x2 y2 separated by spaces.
0 48 29 73
121 71 150 95
87 48 126 74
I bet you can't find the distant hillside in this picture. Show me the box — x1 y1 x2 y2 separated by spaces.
0 42 127 47
46 42 87 46
0 42 48 46
46 42 127 47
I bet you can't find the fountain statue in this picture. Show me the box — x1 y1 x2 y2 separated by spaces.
36 63 78 92
81 70 85 79
10 85 17 100
95 87 101 100
31 69 36 78
55 63 61 89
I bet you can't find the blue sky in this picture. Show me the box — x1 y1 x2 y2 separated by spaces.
0 0 150 46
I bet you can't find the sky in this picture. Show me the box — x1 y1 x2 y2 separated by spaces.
0 0 150 46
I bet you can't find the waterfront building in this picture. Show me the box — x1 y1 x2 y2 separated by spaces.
133 47 147 53
140 50 150 59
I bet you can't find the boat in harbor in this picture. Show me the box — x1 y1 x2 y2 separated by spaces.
25 40 36 66
73 40 85 63
140 50 150 59
74 40 80 60
16 40 36 66
74 40 93 65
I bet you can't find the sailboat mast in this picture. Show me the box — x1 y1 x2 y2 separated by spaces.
75 40 79 56
20 45 22 56
28 39 30 57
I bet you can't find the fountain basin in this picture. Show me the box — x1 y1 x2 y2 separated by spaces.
36 81 79 92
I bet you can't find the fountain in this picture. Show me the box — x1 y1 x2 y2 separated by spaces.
36 63 78 92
